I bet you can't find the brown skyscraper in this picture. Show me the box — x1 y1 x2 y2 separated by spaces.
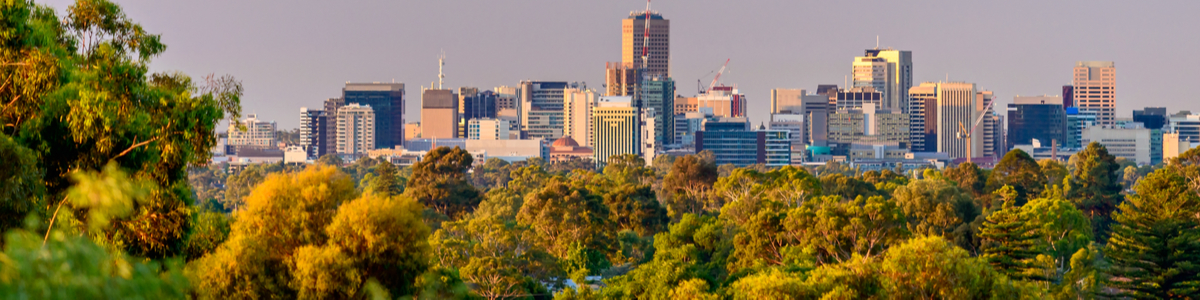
1072 61 1115 126
622 11 669 78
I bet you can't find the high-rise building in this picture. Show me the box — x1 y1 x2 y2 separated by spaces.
1007 96 1066 150
563 88 598 147
519 81 572 139
695 118 791 167
804 95 832 147
828 104 910 148
832 87 883 110
343 83 404 149
1133 107 1168 130
1062 85 1074 108
467 118 510 140
299 107 329 158
641 77 675 145
855 49 913 112
698 86 745 118
1082 124 1152 165
674 95 697 115
592 96 640 167
458 88 498 138
1066 107 1098 149
622 10 669 78
770 88 807 115
641 108 659 164
1072 61 1116 126
322 97 344 154
769 113 805 147
336 103 375 155
605 62 641 104
421 88 458 139
909 82 994 159
228 114 277 147
1168 112 1200 144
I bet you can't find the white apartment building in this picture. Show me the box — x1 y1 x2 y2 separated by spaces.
336 104 375 154
227 114 277 147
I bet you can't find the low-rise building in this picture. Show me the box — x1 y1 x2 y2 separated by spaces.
1082 124 1153 165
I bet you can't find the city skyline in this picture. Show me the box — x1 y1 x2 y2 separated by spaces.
37 0 1200 129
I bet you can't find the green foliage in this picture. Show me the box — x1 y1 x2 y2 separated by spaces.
601 184 668 237
892 177 978 242
603 153 656 187
1038 159 1069 190
820 173 879 200
1067 142 1123 239
0 230 189 299
1020 196 1092 279
986 149 1044 205
1104 167 1200 299
405 147 482 220
0 135 44 232
471 157 513 191
880 236 1021 299
943 162 986 197
776 195 907 266
517 178 614 258
600 214 733 299
316 153 343 167
367 160 402 196
661 154 717 220
978 187 1046 282
182 210 229 261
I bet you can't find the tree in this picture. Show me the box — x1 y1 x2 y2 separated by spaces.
774 195 907 265
405 147 482 220
986 149 1044 205
517 179 613 258
1020 196 1092 280
978 186 1046 282
367 160 402 196
819 173 879 200
1039 159 1070 189
0 135 44 232
603 153 655 186
880 236 1028 299
892 177 978 240
0 230 189 299
316 154 344 167
662 154 718 219
1067 142 1123 239
599 214 733 299
944 162 986 197
1104 168 1200 299
601 184 668 237
1121 165 1140 190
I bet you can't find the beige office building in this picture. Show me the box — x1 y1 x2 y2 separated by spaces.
563 88 598 147
1073 61 1116 126
605 62 640 102
854 49 913 113
467 118 510 140
909 82 996 159
228 114 277 147
622 11 669 78
770 88 806 115
421 88 458 139
336 104 375 154
1082 126 1151 165
592 96 640 167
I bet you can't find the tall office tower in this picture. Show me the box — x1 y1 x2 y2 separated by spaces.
563 88 598 147
458 88 498 138
695 118 791 167
935 82 977 159
1169 112 1200 144
641 108 658 164
978 91 1002 158
1062 85 1074 108
832 87 883 110
605 62 641 105
421 88 458 139
592 96 640 168
827 103 910 148
803 95 832 147
908 83 937 152
228 114 277 147
343 83 404 149
769 113 805 146
622 10 669 78
855 49 913 113
641 77 675 145
1072 61 1116 126
1066 108 1098 148
770 88 806 115
1007 96 1066 149
468 118 511 140
519 81 571 139
299 107 329 158
322 97 344 155
336 103 375 155
1133 107 1168 130
990 114 1006 157
674 95 697 115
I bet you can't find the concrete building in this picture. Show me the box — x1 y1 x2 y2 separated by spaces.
828 103 910 148
908 84 936 152
1066 107 1098 149
641 76 675 145
465 139 550 162
343 83 404 149
468 118 511 140
322 98 344 154
1007 96 1066 152
1164 132 1198 162
1082 124 1152 165
336 103 375 155
458 88 498 138
622 10 669 78
861 49 913 113
674 95 697 115
698 86 746 118
832 87 884 111
494 85 519 110
674 109 711 147
770 88 806 115
769 113 805 146
563 88 598 147
421 88 458 139
804 95 832 147
1169 112 1200 144
908 82 996 159
228 114 277 147
299 107 331 159
404 122 421 141
592 96 640 167
605 62 640 104
1073 61 1116 126
519 81 572 139
641 108 659 165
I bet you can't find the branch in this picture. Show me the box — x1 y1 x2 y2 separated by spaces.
43 195 69 247
111 136 160 161
0 95 21 115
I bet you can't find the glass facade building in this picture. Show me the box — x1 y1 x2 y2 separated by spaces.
1007 102 1066 148
343 83 404 150
695 119 791 167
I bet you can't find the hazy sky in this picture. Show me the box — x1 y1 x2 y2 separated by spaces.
40 0 1200 129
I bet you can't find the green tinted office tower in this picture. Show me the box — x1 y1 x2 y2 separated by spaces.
641 77 675 145
343 83 404 149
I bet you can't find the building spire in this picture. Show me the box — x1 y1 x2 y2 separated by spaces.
438 50 445 89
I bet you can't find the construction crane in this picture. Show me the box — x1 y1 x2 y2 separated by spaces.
707 59 730 93
956 98 998 160
640 0 652 72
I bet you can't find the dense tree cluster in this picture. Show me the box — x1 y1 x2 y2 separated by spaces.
1 0 1200 298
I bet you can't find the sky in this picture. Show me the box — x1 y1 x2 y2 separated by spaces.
39 0 1200 130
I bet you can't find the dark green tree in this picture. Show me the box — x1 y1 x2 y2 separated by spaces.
1067 142 1123 238
601 184 668 237
404 146 482 220
819 173 879 200
1105 168 1200 299
978 186 1046 282
943 162 986 197
986 149 1044 206
367 160 402 196
662 154 718 219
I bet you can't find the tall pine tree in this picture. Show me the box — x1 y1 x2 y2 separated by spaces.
1068 142 1123 238
979 185 1047 282
1105 168 1200 299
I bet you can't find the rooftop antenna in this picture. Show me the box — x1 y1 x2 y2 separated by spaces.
876 35 879 49
438 50 445 89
